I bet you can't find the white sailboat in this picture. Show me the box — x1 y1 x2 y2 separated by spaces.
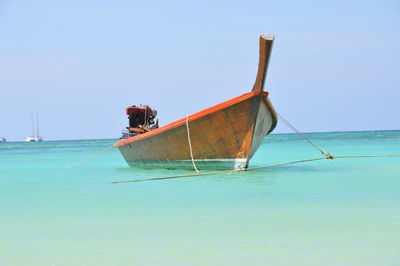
25 113 43 142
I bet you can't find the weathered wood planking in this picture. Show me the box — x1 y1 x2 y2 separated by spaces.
115 35 277 170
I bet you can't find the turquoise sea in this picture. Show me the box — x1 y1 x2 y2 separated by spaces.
1 131 399 265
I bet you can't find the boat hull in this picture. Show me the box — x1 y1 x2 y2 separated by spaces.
115 91 277 170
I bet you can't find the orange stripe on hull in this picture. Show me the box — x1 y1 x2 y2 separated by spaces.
115 34 278 170
115 91 268 148
116 92 276 170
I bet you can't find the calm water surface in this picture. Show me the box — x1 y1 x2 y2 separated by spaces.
0 131 399 265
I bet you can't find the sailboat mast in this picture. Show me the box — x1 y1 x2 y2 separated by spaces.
31 115 34 137
36 112 40 138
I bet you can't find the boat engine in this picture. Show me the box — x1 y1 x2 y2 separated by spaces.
121 105 158 139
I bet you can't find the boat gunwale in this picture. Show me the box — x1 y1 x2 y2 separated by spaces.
114 90 269 148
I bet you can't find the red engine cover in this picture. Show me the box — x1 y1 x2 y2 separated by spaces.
126 106 155 116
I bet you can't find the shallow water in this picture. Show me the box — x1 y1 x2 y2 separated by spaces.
0 131 399 265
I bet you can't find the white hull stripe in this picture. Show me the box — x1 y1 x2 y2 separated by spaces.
178 158 247 162
178 158 247 169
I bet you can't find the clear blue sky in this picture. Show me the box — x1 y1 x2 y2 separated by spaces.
0 0 399 141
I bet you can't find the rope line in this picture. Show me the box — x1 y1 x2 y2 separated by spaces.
66 145 114 168
111 154 400 183
277 113 333 158
186 115 200 173
334 154 400 159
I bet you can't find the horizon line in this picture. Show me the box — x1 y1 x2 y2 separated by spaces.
2 129 399 143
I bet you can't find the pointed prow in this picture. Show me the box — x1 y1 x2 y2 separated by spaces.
252 34 275 92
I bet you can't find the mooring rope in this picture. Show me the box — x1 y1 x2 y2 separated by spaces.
111 154 400 183
186 115 200 173
63 113 398 182
111 113 400 184
66 145 114 168
277 113 333 158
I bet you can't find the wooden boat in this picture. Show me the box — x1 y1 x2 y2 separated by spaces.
114 35 278 170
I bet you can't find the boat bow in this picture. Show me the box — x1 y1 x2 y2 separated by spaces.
115 35 278 170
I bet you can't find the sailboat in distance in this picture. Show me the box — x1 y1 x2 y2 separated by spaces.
25 113 43 142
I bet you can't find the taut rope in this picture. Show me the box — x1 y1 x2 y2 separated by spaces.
111 154 400 183
65 113 399 182
66 145 114 168
277 113 333 158
186 115 200 172
111 113 399 183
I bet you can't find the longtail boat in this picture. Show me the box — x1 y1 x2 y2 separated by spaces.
114 35 278 170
